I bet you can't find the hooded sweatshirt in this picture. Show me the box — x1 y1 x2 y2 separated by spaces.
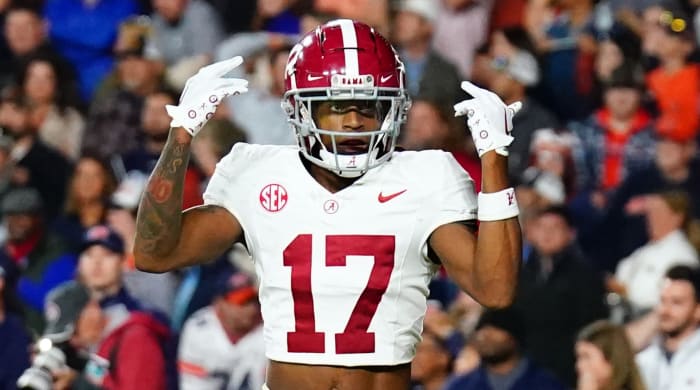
87 311 171 390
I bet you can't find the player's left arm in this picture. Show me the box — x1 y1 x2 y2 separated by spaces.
429 152 521 309
430 81 523 309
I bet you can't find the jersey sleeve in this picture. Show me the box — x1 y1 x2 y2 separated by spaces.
419 152 477 261
202 143 250 231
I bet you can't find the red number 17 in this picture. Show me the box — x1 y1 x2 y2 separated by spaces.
283 234 395 354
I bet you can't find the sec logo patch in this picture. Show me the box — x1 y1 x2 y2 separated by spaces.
260 184 288 212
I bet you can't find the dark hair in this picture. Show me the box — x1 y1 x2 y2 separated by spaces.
499 26 538 57
148 87 180 105
64 151 117 215
604 61 645 91
5 3 43 18
604 25 642 62
476 307 527 347
537 205 574 227
16 52 81 113
665 265 700 301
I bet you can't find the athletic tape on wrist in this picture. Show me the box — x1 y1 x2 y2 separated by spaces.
477 187 519 221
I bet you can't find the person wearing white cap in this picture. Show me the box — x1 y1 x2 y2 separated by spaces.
485 27 559 180
392 0 463 105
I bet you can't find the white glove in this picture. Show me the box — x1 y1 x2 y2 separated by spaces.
454 81 522 157
165 56 249 137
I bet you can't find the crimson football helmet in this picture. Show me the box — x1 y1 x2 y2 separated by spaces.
282 19 410 177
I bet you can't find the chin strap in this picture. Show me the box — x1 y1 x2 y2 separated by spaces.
294 98 400 177
318 148 380 178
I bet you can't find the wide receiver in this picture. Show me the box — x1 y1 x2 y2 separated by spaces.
134 19 522 390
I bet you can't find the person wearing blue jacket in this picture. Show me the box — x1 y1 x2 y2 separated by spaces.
0 264 32 390
43 0 141 101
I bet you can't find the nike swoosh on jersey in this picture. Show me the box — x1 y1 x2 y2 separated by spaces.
378 189 407 203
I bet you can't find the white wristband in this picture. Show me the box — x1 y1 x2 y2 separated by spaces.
477 188 519 221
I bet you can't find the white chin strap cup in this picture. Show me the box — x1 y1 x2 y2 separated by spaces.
318 149 371 178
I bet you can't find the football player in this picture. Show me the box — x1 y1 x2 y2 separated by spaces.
134 19 522 390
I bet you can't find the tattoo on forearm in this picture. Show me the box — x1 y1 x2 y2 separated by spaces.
135 132 191 258
148 176 174 204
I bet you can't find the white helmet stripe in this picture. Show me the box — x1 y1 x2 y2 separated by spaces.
328 19 359 76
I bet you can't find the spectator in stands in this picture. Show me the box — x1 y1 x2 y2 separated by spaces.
391 0 462 106
570 62 655 196
51 154 116 253
525 127 579 201
516 166 567 211
410 330 453 390
216 36 295 145
313 0 390 36
444 308 566 390
18 54 84 160
591 26 642 107
598 131 700 272
0 4 73 89
178 270 265 390
636 265 700 389
43 0 141 101
432 0 492 80
84 18 164 159
512 206 608 386
0 86 72 219
74 225 141 310
575 320 646 390
252 0 311 34
645 9 699 142
0 264 31 390
0 187 70 334
47 226 171 389
611 190 699 317
79 225 169 388
486 27 559 180
568 63 656 254
147 0 224 90
529 0 597 121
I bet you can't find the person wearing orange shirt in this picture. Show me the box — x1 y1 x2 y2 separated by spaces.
646 9 700 142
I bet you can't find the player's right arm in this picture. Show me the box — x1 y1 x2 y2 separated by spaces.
134 57 249 273
133 128 243 273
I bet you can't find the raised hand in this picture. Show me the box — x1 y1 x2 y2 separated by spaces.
454 81 522 157
165 56 249 137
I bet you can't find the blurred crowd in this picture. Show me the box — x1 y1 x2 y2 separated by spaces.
0 0 700 389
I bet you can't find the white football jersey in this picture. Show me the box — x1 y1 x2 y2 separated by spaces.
203 143 477 366
178 306 266 390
